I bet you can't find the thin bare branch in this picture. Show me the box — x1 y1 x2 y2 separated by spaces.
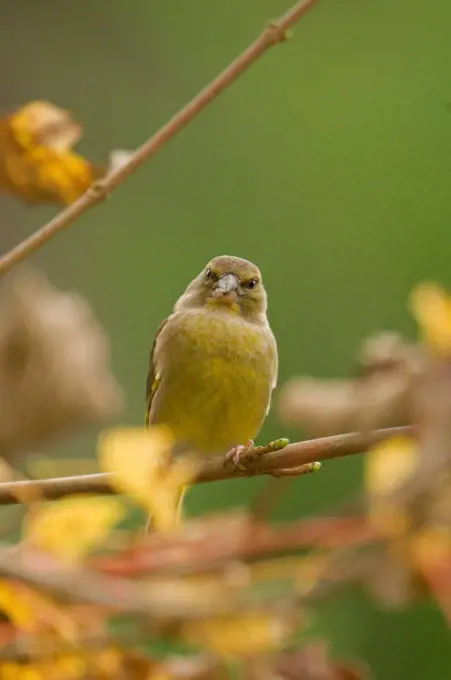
92 515 378 578
0 549 261 618
0 426 413 505
0 0 320 276
0 542 308 619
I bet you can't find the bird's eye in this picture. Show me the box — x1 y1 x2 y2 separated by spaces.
244 277 259 289
205 268 212 279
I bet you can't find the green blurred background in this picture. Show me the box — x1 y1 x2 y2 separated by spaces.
1 0 450 676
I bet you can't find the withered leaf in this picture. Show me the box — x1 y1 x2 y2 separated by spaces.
277 333 422 436
98 426 199 533
0 268 123 459
0 100 133 206
24 495 126 565
256 642 371 680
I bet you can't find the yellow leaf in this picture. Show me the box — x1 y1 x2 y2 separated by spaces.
409 282 451 354
0 580 79 644
8 100 82 151
98 426 175 507
365 436 418 538
0 580 37 632
182 611 294 657
53 647 122 677
1 648 123 680
24 495 126 565
0 100 104 206
98 426 199 532
365 436 418 496
410 525 451 566
3 665 43 680
149 669 173 680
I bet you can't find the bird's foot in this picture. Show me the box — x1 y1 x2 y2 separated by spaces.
223 439 257 472
223 437 291 472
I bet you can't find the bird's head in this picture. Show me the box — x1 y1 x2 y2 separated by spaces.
175 255 268 322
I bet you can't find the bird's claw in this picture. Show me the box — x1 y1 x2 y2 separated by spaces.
223 437 291 472
223 439 257 471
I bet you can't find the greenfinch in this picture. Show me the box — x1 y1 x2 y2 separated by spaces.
145 256 277 520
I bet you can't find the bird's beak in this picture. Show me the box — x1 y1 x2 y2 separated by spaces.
213 273 239 299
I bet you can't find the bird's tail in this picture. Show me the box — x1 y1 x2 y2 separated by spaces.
146 485 188 534
143 420 189 532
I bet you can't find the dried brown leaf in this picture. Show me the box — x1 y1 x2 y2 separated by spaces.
358 549 421 609
158 655 227 680
262 642 371 680
0 269 123 459
278 333 422 436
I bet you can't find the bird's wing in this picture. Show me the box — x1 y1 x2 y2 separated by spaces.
272 336 278 390
266 331 278 416
145 318 168 427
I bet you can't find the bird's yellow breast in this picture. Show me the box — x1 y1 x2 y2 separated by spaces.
149 309 276 454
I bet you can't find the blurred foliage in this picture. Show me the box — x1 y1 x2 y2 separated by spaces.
0 1 450 678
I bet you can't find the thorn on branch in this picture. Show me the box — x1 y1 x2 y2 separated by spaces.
87 180 109 203
266 20 293 45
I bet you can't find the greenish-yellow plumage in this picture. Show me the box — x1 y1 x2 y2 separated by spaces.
145 256 277 527
146 256 277 460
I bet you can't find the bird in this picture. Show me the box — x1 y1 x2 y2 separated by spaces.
145 255 278 521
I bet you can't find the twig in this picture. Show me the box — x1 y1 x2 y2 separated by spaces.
0 426 413 505
0 548 147 613
0 0 320 276
92 515 378 578
0 545 310 619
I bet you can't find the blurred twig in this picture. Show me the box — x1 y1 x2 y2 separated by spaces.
0 0 319 275
92 514 377 578
0 543 310 619
0 426 413 505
